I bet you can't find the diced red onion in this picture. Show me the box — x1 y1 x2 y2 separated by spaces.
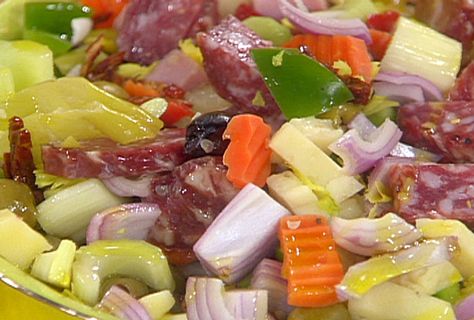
330 213 423 256
278 0 372 44
98 285 152 320
86 203 161 244
329 118 402 175
185 277 268 320
146 49 208 92
253 0 284 20
373 82 425 104
193 184 290 284
455 293 474 320
302 0 328 11
102 175 153 198
349 114 442 162
375 71 443 101
250 259 293 319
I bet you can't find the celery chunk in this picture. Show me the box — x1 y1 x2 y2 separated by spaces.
72 240 175 305
0 66 14 103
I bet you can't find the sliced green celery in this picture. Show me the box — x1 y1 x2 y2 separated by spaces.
0 66 15 103
31 240 76 288
72 240 175 305
0 40 54 91
243 17 292 46
139 290 175 320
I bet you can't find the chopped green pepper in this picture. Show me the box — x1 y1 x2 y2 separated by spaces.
252 48 354 119
23 29 72 56
24 2 91 40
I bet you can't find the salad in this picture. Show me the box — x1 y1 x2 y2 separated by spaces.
0 0 473 319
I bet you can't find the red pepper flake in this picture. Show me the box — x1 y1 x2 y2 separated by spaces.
3 117 43 203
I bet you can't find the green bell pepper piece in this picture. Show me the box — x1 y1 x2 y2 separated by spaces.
251 48 354 119
23 29 72 56
24 2 91 41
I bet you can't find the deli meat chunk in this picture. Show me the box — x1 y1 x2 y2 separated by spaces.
449 61 474 100
118 0 218 64
389 163 474 228
42 129 186 179
146 156 239 264
398 101 474 163
197 16 284 126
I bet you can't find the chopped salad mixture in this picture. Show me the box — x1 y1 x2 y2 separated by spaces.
2 0 474 319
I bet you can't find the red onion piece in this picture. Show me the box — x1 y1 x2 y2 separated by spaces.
455 293 474 320
86 203 161 244
278 0 372 44
329 118 402 175
302 0 328 11
250 259 293 319
185 277 268 320
98 285 152 320
373 82 425 104
330 213 422 256
103 176 153 198
349 114 442 162
193 184 290 284
375 71 443 101
253 0 284 20
146 49 208 92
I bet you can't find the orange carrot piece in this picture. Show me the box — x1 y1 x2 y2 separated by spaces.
222 114 272 189
284 34 373 82
368 29 392 61
122 79 161 98
279 215 344 308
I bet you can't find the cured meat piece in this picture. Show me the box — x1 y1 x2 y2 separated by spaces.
398 101 474 163
42 129 186 179
118 0 218 64
449 61 474 100
389 162 474 228
415 0 474 64
146 156 239 265
197 16 284 128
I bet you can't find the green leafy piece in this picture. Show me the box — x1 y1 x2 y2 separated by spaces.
243 17 292 46
252 48 353 119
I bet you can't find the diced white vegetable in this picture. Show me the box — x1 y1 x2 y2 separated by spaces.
139 290 175 320
71 18 93 46
381 17 462 92
289 117 343 154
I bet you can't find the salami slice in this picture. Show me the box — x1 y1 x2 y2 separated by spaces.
42 129 186 179
197 16 284 128
146 156 239 265
398 101 474 163
449 61 474 100
117 0 218 64
389 162 474 228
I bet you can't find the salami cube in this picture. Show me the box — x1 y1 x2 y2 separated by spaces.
449 61 474 101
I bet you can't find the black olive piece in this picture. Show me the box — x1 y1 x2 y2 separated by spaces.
184 111 233 159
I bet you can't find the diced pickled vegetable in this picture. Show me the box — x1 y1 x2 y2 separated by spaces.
417 219 474 278
139 290 175 320
0 77 163 166
288 118 343 155
288 304 351 320
0 66 14 103
393 261 463 296
270 123 363 204
243 17 292 46
72 240 175 305
0 209 51 270
348 282 456 320
0 40 54 90
381 17 462 92
0 178 37 227
31 239 76 288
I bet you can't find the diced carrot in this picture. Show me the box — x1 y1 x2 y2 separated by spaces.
279 215 344 308
222 114 272 189
284 34 373 82
368 29 392 61
122 79 161 98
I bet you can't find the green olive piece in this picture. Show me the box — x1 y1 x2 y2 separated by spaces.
0 179 37 228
